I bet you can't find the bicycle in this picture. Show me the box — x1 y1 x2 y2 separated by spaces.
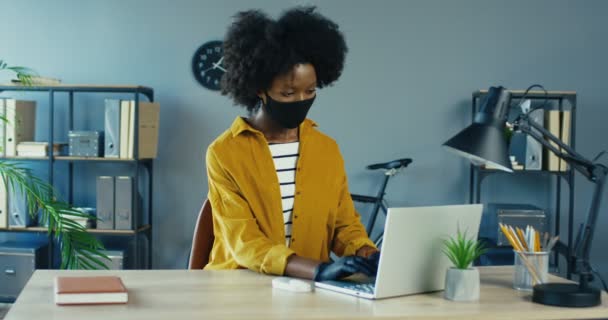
351 158 412 248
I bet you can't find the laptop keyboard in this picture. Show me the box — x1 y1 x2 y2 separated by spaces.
321 280 375 294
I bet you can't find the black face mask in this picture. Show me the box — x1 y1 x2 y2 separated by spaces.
263 93 316 129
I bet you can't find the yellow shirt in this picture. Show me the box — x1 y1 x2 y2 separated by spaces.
204 117 375 275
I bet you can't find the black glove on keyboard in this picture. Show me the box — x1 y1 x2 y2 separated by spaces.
313 256 378 281
367 251 381 269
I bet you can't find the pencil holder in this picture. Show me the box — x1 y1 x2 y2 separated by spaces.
513 251 548 291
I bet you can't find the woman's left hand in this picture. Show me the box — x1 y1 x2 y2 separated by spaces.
356 246 380 275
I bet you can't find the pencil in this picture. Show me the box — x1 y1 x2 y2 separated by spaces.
516 228 529 251
499 224 542 284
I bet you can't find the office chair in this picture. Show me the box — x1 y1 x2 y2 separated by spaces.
188 199 215 269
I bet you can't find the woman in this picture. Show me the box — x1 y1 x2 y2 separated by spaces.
205 7 379 281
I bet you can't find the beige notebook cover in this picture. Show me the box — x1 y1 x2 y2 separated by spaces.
54 276 128 305
560 111 572 172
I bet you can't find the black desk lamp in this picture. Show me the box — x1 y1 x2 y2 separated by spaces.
443 86 606 307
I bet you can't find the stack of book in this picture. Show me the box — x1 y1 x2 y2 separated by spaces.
16 142 65 157
104 99 160 159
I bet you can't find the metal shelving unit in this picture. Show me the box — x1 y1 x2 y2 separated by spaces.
469 89 577 278
0 84 154 269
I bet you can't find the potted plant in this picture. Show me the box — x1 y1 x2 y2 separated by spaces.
1 60 107 269
442 229 486 301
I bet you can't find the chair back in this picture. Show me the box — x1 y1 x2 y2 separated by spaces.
188 199 214 269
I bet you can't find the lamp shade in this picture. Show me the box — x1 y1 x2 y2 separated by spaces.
443 86 513 172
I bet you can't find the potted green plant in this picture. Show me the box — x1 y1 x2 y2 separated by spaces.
1 60 107 269
442 229 486 301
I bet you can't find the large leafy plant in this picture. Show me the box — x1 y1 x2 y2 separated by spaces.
442 229 486 270
1 61 108 269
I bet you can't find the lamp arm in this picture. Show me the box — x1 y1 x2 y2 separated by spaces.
517 115 595 178
517 114 608 289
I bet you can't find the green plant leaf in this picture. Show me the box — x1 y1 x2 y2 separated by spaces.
1 61 37 86
442 228 486 269
0 161 108 270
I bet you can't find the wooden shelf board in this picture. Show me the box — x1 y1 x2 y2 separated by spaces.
0 224 151 235
54 156 136 162
0 156 153 161
0 156 49 160
478 89 576 95
0 84 152 90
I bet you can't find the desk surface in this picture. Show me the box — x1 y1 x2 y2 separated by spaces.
5 267 607 320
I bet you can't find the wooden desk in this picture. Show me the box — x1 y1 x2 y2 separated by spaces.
5 267 607 319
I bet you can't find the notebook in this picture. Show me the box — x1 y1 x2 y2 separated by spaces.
54 276 128 305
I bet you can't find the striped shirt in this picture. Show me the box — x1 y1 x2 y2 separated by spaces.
268 141 299 247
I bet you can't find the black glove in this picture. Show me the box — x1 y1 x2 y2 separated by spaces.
367 251 381 269
313 256 378 281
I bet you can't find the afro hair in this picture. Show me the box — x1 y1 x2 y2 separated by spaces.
220 6 348 110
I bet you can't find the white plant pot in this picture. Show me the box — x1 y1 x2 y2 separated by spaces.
444 267 480 301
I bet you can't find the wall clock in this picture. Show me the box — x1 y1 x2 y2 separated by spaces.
192 40 224 90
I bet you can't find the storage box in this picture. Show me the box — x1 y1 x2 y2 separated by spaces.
68 131 103 157
0 241 48 301
76 249 128 270
479 203 548 247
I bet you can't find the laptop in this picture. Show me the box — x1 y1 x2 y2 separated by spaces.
315 204 483 299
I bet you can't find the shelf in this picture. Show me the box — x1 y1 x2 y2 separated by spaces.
470 89 577 279
475 167 573 186
0 156 153 162
476 168 571 176
0 84 155 269
0 156 49 161
0 224 151 235
54 156 141 162
475 89 576 99
0 84 154 100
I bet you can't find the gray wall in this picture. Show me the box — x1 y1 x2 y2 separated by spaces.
1 0 607 284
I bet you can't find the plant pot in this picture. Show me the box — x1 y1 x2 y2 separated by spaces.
444 267 480 301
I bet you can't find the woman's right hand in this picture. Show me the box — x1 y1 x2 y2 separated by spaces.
313 256 377 281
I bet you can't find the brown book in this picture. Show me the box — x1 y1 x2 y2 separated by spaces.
54 276 128 305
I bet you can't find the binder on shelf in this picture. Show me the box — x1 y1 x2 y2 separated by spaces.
119 100 130 159
544 110 561 171
104 99 121 158
8 187 35 227
114 176 133 230
560 110 572 172
0 98 6 157
525 108 544 170
509 101 543 171
0 180 7 228
96 176 115 230
4 99 36 157
127 101 160 159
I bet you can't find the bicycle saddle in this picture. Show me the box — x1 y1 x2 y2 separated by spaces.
366 158 412 170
